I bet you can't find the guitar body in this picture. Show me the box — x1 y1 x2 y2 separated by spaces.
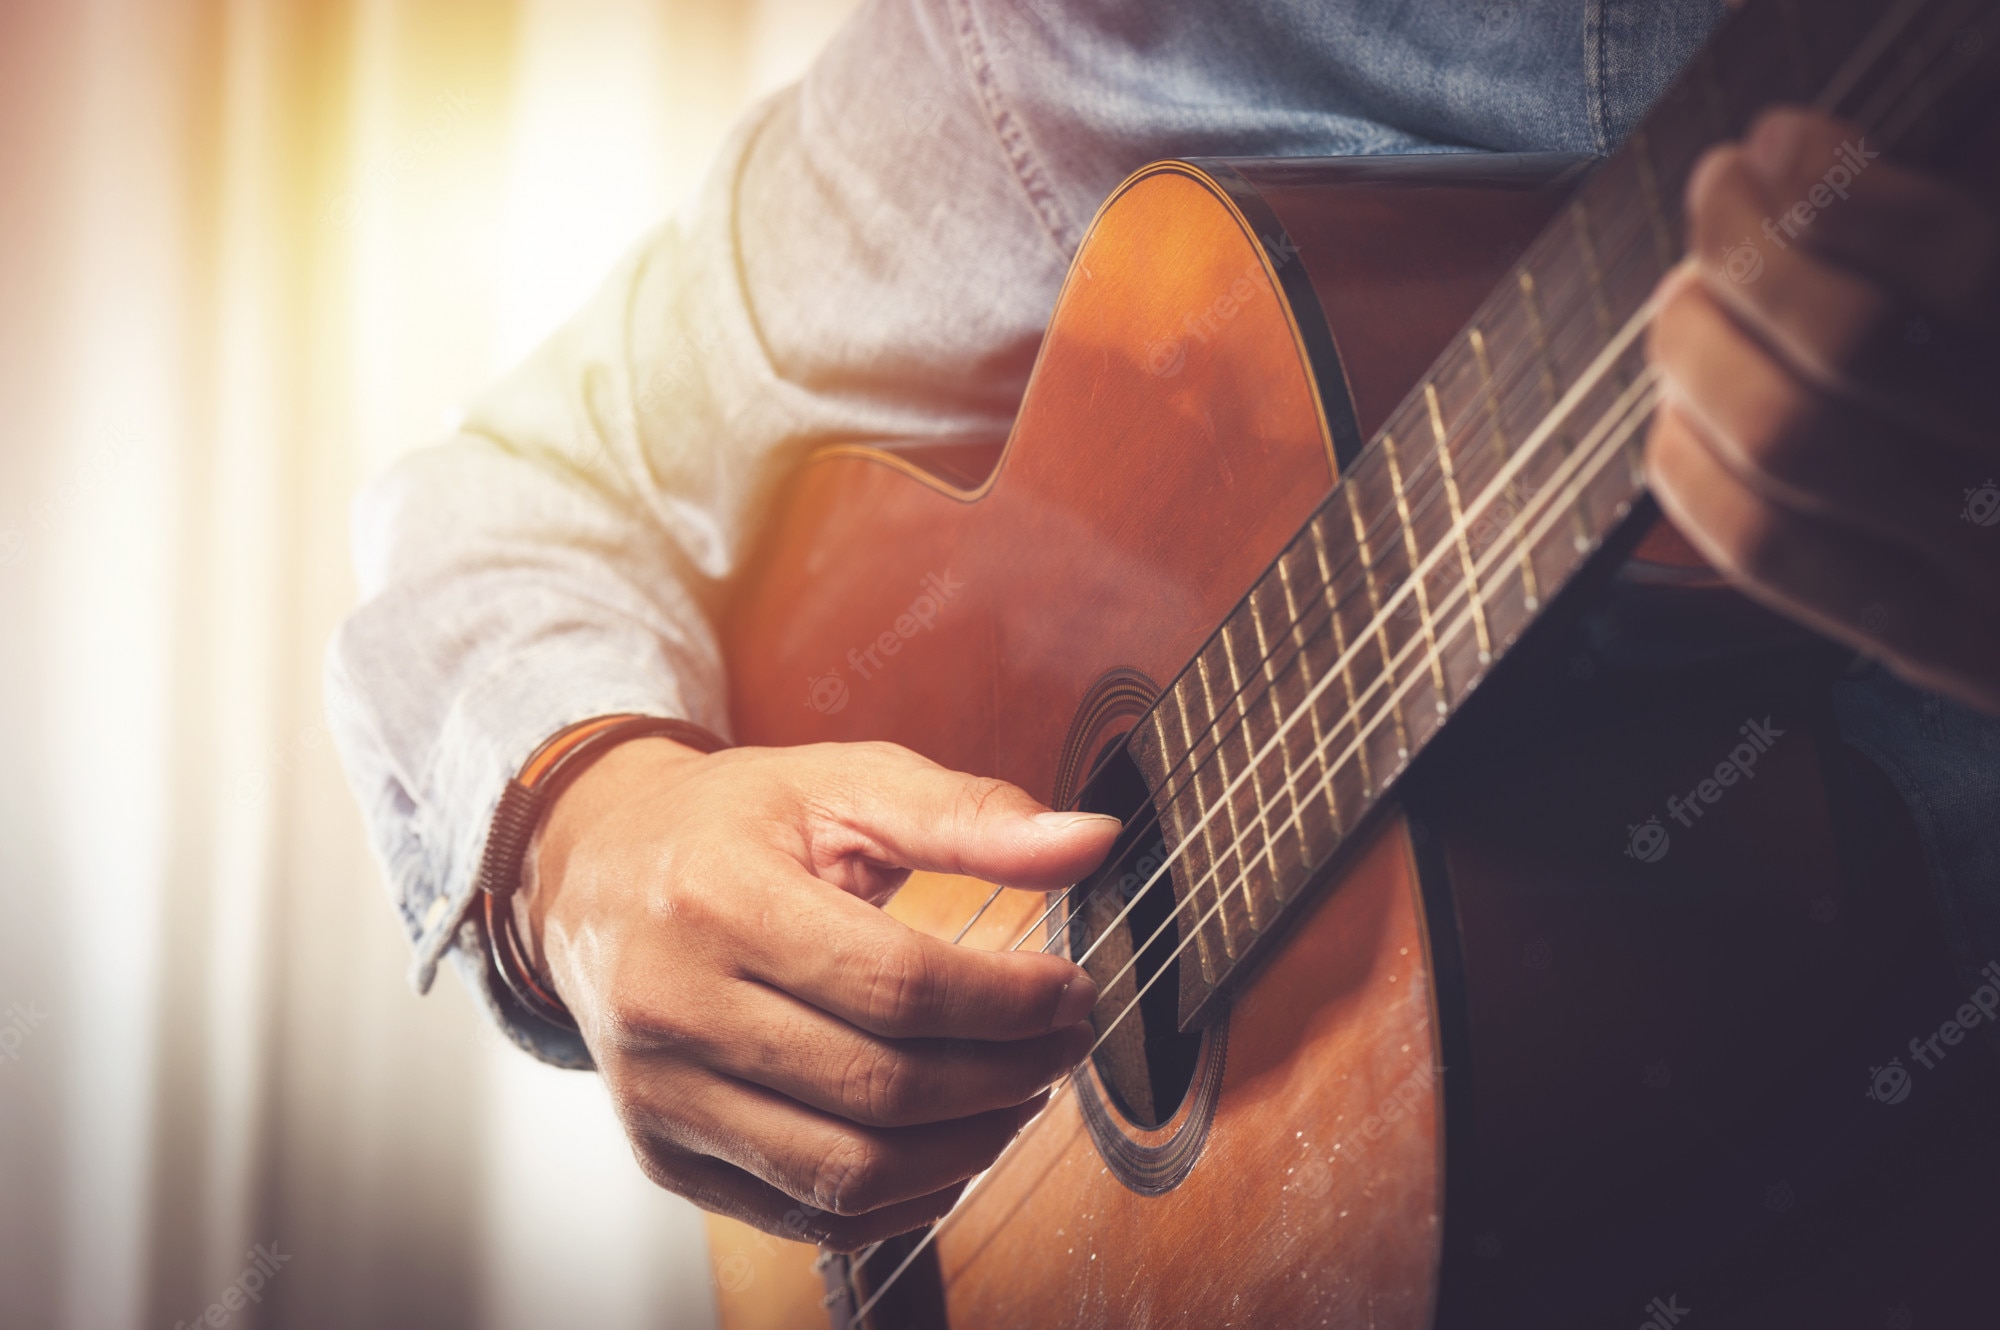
709 149 1998 1327
719 154 1562 1328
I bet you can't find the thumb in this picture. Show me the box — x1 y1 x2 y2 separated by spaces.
808 742 1123 890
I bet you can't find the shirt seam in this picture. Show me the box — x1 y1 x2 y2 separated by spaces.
944 0 1080 260
1585 0 1613 156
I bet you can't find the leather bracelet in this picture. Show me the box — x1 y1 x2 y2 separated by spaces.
474 714 732 1036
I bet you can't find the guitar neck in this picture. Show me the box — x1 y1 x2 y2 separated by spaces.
1127 0 2000 1029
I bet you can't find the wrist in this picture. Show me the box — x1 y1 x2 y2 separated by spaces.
475 715 728 1036
519 736 710 995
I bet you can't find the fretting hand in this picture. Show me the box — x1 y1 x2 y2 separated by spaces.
1647 106 2000 714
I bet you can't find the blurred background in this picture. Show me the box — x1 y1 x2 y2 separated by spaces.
0 1 857 1325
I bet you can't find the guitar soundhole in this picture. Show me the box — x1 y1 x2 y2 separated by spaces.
1064 742 1203 1130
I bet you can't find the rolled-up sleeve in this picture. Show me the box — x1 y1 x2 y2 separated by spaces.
325 0 1077 1065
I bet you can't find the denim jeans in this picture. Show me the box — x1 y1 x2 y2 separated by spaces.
325 0 1999 1065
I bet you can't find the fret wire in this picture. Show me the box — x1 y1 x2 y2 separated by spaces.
1467 326 1542 612
1172 684 1229 972
1219 625 1284 911
1342 476 1414 759
1247 590 1321 867
1427 380 1495 665
1275 555 1342 837
1569 198 1616 338
1310 519 1376 798
1512 268 1592 564
1190 657 1243 875
1380 432 1450 717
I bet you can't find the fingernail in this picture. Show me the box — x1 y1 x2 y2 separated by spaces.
1033 811 1122 832
1053 974 1097 1028
1059 1021 1095 1067
1744 113 1802 182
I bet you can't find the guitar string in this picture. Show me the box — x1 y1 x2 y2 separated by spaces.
850 4 1967 1303
939 141 1676 954
1063 364 1664 1019
1046 278 1670 982
1082 375 1666 1049
943 147 1667 961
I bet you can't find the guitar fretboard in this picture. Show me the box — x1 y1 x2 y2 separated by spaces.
1126 0 1994 1027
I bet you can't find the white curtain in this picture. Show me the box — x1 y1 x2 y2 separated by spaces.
0 2 855 1326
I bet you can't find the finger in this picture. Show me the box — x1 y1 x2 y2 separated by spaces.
795 741 1123 891
1682 122 2000 444
629 1064 1046 1218
738 866 1098 1040
697 980 1091 1126
1735 108 1998 322
631 1142 966 1250
1647 406 2000 715
1650 274 2000 597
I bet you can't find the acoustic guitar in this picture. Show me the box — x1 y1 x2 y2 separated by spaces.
706 0 2000 1324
